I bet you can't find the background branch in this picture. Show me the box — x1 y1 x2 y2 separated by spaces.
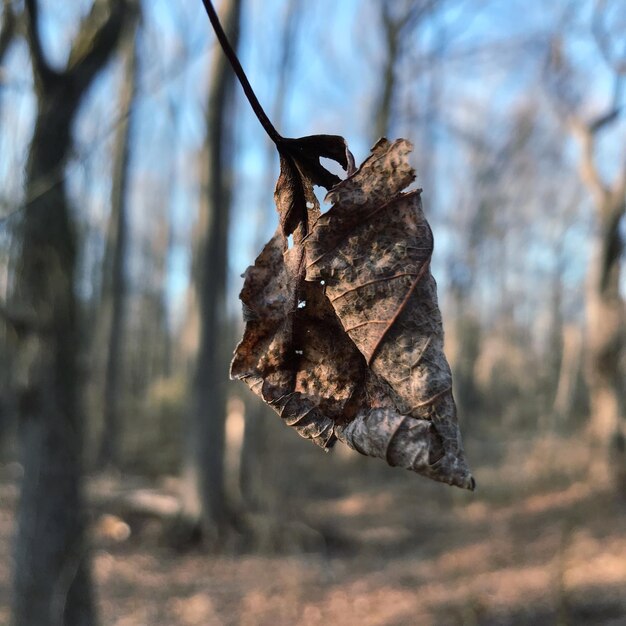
592 0 626 76
68 0 131 92
568 116 608 206
0 0 16 63
23 0 58 90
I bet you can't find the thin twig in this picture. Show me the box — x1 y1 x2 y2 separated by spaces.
200 0 283 145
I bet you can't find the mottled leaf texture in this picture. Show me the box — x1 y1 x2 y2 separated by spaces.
232 137 474 490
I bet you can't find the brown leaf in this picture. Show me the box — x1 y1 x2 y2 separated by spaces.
303 139 472 489
274 134 354 239
230 231 365 447
230 232 456 481
232 137 474 490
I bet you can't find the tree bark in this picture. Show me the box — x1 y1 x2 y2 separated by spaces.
181 0 242 541
97 15 138 468
372 0 438 142
0 0 15 68
0 0 17 458
374 1 399 141
236 0 301 513
552 323 583 425
13 2 127 624
585 199 625 474
569 111 626 481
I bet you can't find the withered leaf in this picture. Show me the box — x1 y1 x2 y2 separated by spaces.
275 134 354 239
231 231 365 447
232 137 474 490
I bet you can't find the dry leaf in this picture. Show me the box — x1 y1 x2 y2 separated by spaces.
232 137 474 490
274 134 354 240
231 232 363 447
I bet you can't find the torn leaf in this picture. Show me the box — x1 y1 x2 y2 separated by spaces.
274 134 353 240
232 138 474 490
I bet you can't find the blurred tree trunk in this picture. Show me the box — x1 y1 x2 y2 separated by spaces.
12 2 127 624
97 10 139 468
585 197 625 465
570 115 625 481
552 323 583 424
374 1 400 141
451 294 481 417
239 399 273 510
148 218 172 379
0 0 17 456
373 0 438 142
0 0 15 73
180 0 242 541
547 12 626 480
237 0 301 511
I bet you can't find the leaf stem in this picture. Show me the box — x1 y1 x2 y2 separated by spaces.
201 0 283 145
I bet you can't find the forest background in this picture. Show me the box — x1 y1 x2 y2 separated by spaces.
0 0 625 624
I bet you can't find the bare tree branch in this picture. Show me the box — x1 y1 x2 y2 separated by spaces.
0 0 16 64
610 153 626 215
558 4 626 215
589 107 621 133
568 116 609 206
592 0 626 76
67 0 131 93
23 0 58 91
398 0 439 37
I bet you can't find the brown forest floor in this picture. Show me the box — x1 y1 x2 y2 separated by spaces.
1 434 626 626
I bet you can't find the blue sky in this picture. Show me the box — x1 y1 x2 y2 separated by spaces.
1 0 624 335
